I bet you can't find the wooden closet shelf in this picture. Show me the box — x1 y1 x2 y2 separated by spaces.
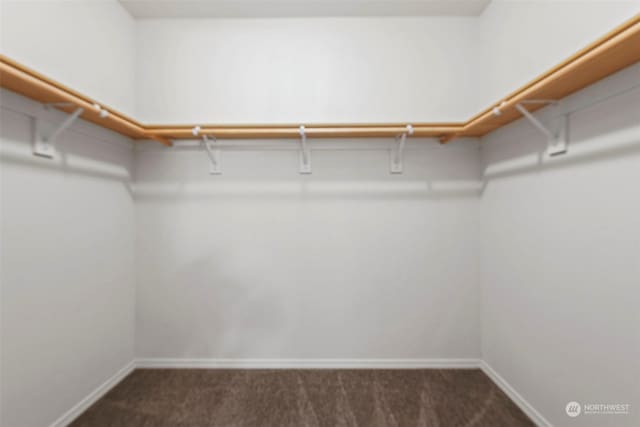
0 14 638 145
0 56 172 146
147 124 463 139
452 13 640 141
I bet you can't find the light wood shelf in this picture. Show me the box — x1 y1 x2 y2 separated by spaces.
0 56 172 146
1 14 638 145
146 124 463 139
450 13 640 142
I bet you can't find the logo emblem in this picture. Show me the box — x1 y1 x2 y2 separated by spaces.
566 402 581 417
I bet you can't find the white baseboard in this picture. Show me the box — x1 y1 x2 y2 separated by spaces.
49 360 136 427
48 358 552 427
135 358 481 369
480 361 553 427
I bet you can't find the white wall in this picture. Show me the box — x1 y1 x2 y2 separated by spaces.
0 0 136 116
134 3 640 125
134 139 481 360
479 62 640 427
2 0 637 125
1 2 137 425
0 90 136 427
134 17 479 123
1 2 639 425
473 0 640 113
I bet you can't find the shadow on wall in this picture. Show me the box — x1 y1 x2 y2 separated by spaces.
480 65 640 193
133 139 484 202
152 255 288 358
133 179 484 202
0 96 135 198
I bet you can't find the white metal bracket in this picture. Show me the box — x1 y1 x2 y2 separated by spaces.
515 100 568 156
193 126 221 175
33 103 84 158
299 125 311 174
202 136 221 175
390 124 414 174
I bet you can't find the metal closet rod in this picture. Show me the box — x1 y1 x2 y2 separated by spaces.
154 73 640 142
0 14 638 146
151 14 639 144
156 78 638 150
148 124 463 139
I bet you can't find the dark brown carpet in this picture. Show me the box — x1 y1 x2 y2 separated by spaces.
70 369 534 427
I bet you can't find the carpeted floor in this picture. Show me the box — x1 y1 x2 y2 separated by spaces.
71 369 535 426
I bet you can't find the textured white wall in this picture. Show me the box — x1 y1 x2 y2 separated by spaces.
0 0 137 116
479 62 640 427
134 139 482 360
0 90 136 427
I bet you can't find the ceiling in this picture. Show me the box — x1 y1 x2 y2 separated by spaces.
118 0 492 18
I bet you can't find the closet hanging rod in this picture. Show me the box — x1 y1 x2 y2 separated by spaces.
442 13 640 142
0 55 172 146
147 124 460 139
0 14 638 145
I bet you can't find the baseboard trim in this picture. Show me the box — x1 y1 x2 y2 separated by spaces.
49 360 136 427
480 361 553 427
47 358 552 427
135 358 481 369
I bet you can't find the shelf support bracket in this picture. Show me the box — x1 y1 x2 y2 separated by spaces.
33 103 84 158
299 125 311 174
201 136 221 175
390 124 413 174
193 126 221 174
515 101 568 156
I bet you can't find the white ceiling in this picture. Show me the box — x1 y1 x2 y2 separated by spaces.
118 0 492 19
